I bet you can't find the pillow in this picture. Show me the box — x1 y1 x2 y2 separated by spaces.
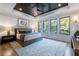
19 30 32 34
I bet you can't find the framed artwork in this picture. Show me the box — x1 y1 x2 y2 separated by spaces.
17 19 28 27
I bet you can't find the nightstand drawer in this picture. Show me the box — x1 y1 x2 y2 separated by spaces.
1 35 15 44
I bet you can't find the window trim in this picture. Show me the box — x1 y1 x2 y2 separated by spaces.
38 22 42 32
38 22 40 32
59 16 70 35
43 20 49 33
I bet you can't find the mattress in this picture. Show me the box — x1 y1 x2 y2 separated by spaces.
16 33 42 41
24 33 42 41
15 38 74 56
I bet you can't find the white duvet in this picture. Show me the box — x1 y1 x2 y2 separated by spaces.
24 33 42 41
15 38 74 56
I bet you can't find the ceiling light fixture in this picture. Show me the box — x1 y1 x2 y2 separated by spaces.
19 8 22 11
58 3 61 7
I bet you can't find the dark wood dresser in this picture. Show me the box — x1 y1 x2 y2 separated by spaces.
1 35 15 44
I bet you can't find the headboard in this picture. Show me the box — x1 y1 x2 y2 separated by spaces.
15 28 32 34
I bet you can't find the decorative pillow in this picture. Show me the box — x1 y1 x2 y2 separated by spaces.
18 29 32 34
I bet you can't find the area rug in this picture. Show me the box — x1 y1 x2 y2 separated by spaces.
15 38 73 56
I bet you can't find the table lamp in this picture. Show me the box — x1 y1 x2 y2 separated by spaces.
5 26 11 36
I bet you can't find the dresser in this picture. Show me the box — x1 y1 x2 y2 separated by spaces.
1 35 15 44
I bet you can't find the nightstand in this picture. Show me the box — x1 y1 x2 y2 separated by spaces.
1 35 15 44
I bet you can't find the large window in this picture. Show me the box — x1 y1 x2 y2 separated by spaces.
60 17 70 35
50 19 57 33
43 21 49 33
38 22 42 32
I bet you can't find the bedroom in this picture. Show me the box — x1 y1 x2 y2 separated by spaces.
0 3 79 56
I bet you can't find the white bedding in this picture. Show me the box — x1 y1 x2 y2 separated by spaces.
15 38 74 56
17 33 42 41
24 33 42 41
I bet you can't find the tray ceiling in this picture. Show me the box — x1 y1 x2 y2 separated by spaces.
14 3 68 17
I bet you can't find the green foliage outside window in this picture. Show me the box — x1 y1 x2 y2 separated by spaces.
60 17 70 35
43 21 49 33
50 19 57 34
38 22 42 32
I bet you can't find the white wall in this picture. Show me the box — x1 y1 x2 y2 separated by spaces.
38 13 79 43
34 4 79 43
0 14 32 28
0 3 34 29
0 15 17 27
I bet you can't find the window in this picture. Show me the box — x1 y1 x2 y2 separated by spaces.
43 21 49 33
38 22 42 32
50 19 57 33
34 22 38 32
60 17 70 35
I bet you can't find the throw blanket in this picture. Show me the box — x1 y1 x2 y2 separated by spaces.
15 38 73 56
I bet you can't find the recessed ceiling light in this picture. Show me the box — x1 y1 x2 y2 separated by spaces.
58 3 61 7
19 8 22 11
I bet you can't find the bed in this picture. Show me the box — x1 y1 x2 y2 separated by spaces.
15 38 74 56
15 28 42 47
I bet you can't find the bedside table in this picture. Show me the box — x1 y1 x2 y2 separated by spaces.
1 35 15 44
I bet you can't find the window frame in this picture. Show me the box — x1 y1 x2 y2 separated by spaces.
50 19 58 34
38 22 42 32
59 16 70 35
43 20 49 33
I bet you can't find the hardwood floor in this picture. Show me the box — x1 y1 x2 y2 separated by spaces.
0 42 17 56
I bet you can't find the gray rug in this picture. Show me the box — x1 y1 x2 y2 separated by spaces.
15 38 73 56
